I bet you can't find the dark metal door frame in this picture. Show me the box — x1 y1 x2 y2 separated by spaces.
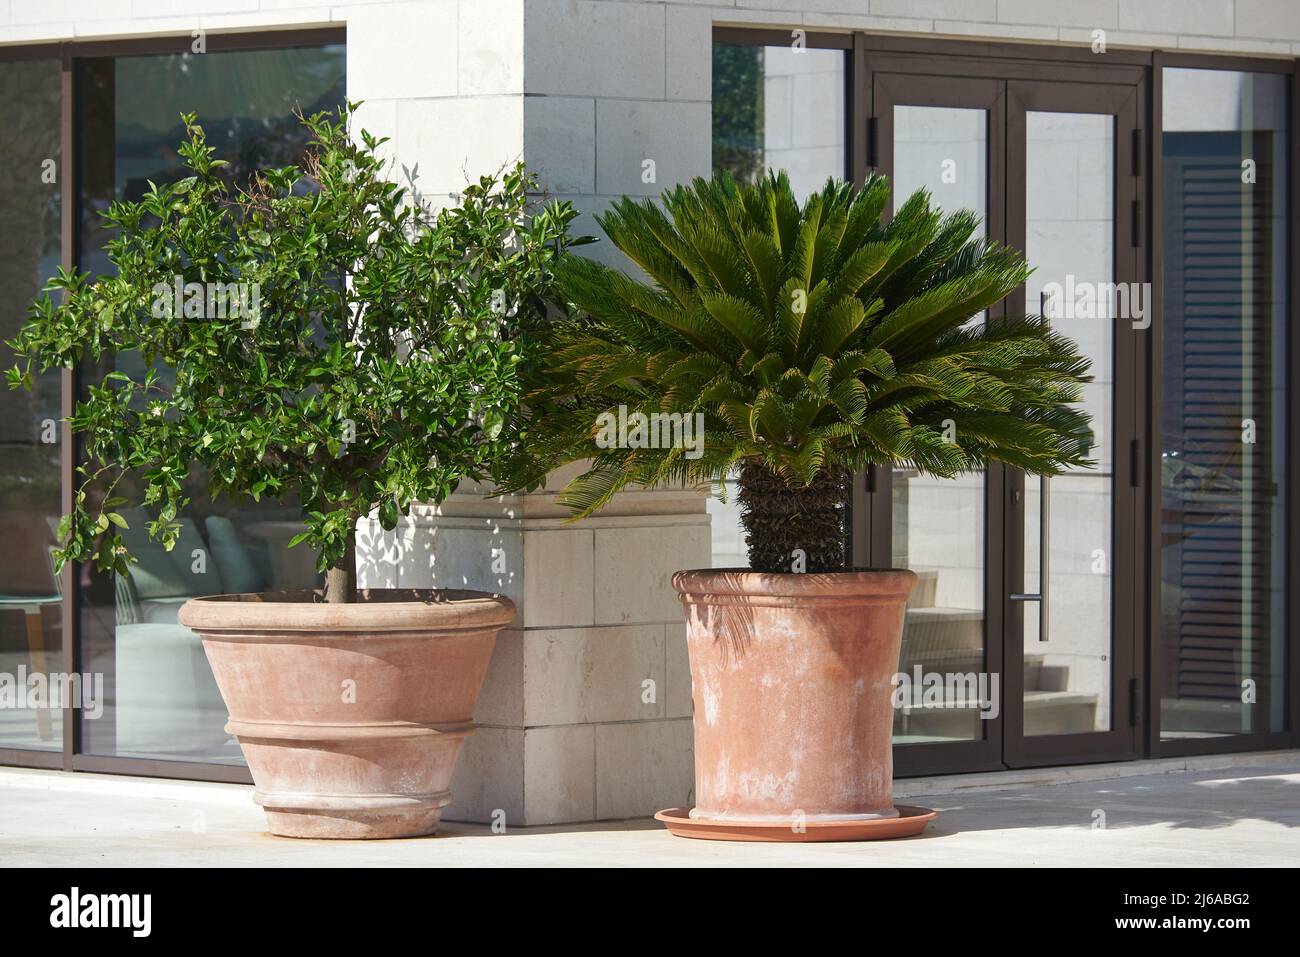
1004 78 1145 766
865 67 1009 775
858 41 1149 773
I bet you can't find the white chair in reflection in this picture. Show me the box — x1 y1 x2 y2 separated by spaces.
109 513 266 757
0 588 60 742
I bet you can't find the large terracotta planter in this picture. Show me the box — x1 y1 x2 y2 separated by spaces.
178 589 514 840
672 568 916 827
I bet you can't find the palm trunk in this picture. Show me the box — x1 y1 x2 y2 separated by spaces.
735 461 850 573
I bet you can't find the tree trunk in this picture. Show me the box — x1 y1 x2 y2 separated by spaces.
323 516 358 604
735 461 850 574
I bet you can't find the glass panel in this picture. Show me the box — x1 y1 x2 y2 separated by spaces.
709 42 846 568
76 46 346 764
712 42 845 200
891 105 989 744
892 105 987 230
0 59 63 751
1160 68 1288 739
1023 110 1114 735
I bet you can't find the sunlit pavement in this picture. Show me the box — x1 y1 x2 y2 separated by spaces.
2 754 1297 867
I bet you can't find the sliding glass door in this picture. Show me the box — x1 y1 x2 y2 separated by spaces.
0 31 344 782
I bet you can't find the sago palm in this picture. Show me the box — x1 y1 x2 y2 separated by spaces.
506 170 1094 573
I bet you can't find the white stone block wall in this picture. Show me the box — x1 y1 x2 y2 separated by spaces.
426 481 708 825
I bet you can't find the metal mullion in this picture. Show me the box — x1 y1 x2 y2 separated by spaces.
1288 63 1300 748
1146 59 1165 758
59 46 76 772
849 33 872 570
69 754 252 785
1004 84 1028 755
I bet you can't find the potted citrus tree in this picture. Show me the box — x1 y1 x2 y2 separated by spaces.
5 105 581 839
506 171 1093 840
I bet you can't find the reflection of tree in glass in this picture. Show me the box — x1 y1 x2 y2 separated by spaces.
712 44 764 184
118 66 346 200
1160 450 1247 547
0 60 63 597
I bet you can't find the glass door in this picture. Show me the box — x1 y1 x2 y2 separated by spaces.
1004 80 1143 765
868 65 1145 771
871 72 1006 774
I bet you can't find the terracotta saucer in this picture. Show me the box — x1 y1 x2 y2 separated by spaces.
654 805 938 843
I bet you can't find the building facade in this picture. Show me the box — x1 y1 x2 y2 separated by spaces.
1 0 1297 824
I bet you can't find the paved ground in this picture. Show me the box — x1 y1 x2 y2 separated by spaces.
1 757 1297 867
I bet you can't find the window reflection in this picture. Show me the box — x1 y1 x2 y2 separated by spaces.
709 42 847 569
712 42 846 201
1160 68 1289 739
0 59 63 752
76 45 346 763
891 105 988 744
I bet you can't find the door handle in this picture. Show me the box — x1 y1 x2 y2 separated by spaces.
1009 476 1050 642
1039 474 1050 642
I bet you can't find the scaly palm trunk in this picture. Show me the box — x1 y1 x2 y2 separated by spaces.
735 461 850 573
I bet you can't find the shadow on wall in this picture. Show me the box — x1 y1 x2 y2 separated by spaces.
354 503 521 609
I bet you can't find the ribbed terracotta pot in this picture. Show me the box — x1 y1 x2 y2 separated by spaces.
178 589 514 840
673 569 916 824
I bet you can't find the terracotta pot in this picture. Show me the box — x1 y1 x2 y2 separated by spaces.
673 568 916 824
178 589 514 840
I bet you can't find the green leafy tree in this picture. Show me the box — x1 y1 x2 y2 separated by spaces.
505 170 1093 573
6 104 581 602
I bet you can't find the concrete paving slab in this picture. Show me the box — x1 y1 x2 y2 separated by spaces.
1 758 1297 867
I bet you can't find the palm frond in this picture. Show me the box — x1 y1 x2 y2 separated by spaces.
502 169 1095 527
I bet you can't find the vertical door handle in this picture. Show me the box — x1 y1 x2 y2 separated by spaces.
1039 476 1050 642
1009 476 1050 642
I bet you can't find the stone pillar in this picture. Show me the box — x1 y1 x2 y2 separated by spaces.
347 0 711 825
358 470 707 826
347 0 526 210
